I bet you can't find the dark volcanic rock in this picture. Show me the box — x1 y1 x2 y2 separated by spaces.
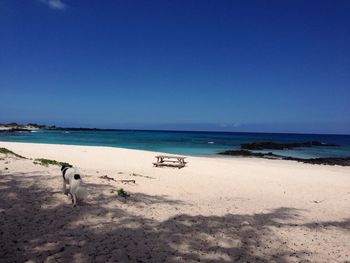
9 128 31 132
49 127 111 131
285 157 350 166
0 128 32 132
218 150 276 157
218 150 281 159
218 150 350 166
218 150 260 156
241 141 339 150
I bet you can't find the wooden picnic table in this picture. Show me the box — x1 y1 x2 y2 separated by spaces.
153 155 187 168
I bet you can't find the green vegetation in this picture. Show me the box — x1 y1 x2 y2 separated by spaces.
0 148 26 159
117 188 130 197
0 148 72 167
34 158 71 167
110 188 130 197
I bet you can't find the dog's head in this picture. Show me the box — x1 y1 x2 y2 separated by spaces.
61 164 72 171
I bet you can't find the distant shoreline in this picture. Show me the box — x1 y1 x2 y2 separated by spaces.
1 123 350 136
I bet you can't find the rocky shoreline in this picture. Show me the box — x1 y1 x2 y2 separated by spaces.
218 149 350 166
0 123 118 132
241 141 339 150
0 123 55 132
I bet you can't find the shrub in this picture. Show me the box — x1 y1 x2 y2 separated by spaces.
117 188 130 197
34 158 71 167
110 188 130 198
0 148 26 159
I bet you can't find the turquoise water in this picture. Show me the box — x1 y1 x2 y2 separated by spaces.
1 129 350 158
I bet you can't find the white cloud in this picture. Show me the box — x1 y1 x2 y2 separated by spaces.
40 0 66 11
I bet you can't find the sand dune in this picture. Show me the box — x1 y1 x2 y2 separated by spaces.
1 142 350 262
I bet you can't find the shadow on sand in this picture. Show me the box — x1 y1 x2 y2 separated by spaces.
1 171 349 262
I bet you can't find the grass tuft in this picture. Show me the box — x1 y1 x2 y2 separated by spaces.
34 158 71 167
110 188 130 198
0 148 26 159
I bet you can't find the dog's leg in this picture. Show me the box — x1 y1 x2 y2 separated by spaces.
62 180 67 195
72 193 77 207
67 192 76 207
67 192 73 202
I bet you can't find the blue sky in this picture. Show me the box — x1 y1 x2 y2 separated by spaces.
0 0 349 134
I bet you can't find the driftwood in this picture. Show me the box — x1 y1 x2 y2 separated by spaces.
99 175 116 182
313 199 325 204
130 173 155 179
100 175 136 184
118 179 136 184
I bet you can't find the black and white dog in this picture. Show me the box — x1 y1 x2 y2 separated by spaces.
61 164 88 206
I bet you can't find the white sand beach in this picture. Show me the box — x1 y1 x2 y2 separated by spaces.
1 141 350 262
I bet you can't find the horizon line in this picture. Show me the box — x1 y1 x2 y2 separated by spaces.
1 122 350 136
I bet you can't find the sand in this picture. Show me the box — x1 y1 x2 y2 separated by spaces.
0 141 349 262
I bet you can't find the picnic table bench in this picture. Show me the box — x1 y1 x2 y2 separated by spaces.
153 155 187 169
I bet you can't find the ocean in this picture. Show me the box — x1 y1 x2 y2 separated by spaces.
1 129 350 159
